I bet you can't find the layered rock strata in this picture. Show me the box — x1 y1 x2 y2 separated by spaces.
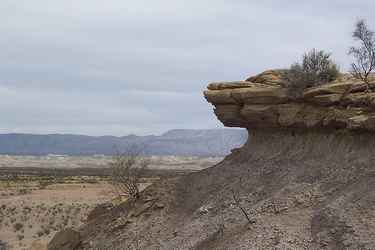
204 70 375 131
71 70 375 250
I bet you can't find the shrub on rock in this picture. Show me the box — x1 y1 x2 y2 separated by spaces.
286 49 340 98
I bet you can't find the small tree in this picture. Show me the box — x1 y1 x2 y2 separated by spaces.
286 49 339 97
110 145 149 200
349 19 375 88
300 49 339 84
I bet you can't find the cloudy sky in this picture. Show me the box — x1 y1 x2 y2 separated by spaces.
1 0 374 136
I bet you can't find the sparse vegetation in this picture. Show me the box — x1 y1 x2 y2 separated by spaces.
349 19 375 89
110 145 149 200
0 150 218 248
13 223 24 232
286 49 340 97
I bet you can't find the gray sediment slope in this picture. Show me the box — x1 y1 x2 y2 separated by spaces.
76 128 375 249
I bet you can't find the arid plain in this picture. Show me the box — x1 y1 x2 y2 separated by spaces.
0 155 221 249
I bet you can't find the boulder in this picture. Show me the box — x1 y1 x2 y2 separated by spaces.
48 229 81 250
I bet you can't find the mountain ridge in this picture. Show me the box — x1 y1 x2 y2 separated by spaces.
0 129 247 156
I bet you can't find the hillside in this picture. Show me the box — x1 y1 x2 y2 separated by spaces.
52 70 375 250
0 129 247 156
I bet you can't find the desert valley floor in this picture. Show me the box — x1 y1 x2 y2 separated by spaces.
0 155 221 249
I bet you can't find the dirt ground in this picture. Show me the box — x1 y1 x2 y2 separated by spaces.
76 129 375 250
0 182 114 249
0 155 219 249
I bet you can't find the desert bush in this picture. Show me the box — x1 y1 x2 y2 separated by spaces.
13 222 23 232
286 49 340 97
110 145 149 200
349 19 375 87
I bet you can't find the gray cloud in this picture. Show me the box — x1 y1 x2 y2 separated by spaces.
1 0 374 135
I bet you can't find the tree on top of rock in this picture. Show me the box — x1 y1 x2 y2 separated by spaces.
349 19 375 88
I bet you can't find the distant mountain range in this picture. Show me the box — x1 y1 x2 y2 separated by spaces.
0 129 247 156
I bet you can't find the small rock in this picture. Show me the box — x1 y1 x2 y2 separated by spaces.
198 206 210 215
249 218 256 224
154 202 165 209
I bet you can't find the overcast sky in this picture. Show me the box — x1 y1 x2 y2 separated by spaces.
1 0 374 136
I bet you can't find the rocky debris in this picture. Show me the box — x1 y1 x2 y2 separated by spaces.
48 228 81 250
74 131 375 250
86 202 113 222
73 69 375 249
205 70 375 131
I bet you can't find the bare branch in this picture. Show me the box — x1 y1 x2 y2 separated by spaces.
109 144 149 200
349 19 375 86
230 189 255 225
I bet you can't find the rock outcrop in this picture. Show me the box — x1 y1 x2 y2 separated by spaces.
73 70 375 250
204 70 375 131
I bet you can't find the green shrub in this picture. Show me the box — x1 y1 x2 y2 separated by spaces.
286 49 340 97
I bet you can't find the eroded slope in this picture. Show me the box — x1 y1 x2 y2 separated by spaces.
74 70 375 250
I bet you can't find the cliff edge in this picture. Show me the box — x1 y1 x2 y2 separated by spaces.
204 70 375 131
69 70 375 250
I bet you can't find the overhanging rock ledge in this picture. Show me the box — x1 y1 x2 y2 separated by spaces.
204 70 375 131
